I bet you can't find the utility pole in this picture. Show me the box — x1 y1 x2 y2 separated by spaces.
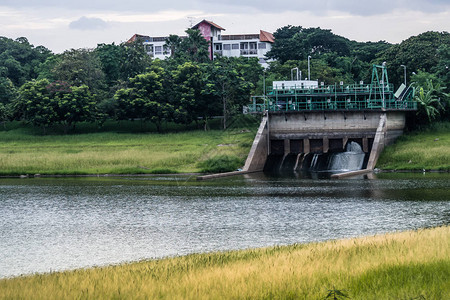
400 65 406 85
308 56 311 80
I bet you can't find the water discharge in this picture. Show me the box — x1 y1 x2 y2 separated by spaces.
327 141 366 172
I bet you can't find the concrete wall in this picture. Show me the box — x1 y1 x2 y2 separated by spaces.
268 111 405 144
243 116 268 172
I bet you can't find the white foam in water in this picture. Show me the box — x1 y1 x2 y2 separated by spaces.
328 142 365 171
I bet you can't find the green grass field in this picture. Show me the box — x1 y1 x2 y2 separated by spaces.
377 122 450 171
0 118 258 175
0 226 448 299
1 119 449 175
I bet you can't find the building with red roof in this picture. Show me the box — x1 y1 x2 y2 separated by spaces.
127 20 274 66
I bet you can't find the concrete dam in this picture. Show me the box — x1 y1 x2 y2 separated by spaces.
242 64 417 177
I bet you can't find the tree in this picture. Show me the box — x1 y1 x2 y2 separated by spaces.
204 57 254 129
172 61 204 126
0 36 52 86
412 71 448 124
266 26 351 63
266 25 305 63
118 41 152 81
0 77 17 105
95 43 122 86
377 31 450 87
267 59 352 86
114 66 172 132
164 35 182 58
178 29 210 62
47 81 97 133
17 79 56 132
432 44 450 93
51 48 106 94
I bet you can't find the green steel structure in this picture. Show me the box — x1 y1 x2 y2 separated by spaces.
248 64 417 113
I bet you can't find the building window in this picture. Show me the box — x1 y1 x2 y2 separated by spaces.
145 44 154 53
155 46 162 55
232 43 239 50
240 42 257 55
215 43 222 51
223 44 231 50
258 43 266 49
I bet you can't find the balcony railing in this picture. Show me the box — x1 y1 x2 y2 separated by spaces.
240 49 258 55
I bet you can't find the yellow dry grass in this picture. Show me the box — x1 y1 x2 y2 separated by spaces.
1 226 448 299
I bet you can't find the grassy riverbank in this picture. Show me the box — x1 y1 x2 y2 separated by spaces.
377 122 450 171
0 119 258 176
0 226 448 299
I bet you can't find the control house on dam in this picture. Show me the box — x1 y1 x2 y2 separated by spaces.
243 64 417 175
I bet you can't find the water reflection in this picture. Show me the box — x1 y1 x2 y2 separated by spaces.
0 173 449 278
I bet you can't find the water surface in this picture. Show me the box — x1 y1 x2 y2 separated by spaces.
0 172 449 278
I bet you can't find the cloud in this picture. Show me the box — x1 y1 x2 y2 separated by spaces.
69 16 110 30
1 0 449 16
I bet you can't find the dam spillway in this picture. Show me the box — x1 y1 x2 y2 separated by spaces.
242 64 417 175
242 110 409 174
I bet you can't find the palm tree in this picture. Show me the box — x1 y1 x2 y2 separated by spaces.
414 78 446 121
164 35 182 58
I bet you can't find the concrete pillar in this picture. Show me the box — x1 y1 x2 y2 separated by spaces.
284 139 290 155
303 138 310 154
343 137 348 148
323 137 329 153
363 137 369 153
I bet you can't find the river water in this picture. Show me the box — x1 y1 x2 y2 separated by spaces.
0 172 449 278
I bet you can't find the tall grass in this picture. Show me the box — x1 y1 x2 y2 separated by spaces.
378 121 450 170
0 118 259 175
0 226 448 299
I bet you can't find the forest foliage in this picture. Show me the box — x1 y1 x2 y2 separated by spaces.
0 27 449 133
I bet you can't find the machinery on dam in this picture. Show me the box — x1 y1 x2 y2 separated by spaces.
243 64 417 175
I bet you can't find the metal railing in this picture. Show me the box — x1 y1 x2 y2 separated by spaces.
247 82 416 113
240 49 258 55
247 97 417 113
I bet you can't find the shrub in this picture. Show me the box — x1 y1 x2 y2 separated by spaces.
197 155 242 173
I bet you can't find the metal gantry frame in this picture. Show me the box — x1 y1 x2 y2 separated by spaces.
248 64 416 113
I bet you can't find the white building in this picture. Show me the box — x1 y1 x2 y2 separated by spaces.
127 20 274 67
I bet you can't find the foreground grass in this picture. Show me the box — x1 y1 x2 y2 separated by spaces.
377 122 450 171
0 120 257 175
0 226 448 299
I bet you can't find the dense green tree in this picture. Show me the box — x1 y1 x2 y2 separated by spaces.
266 25 304 63
0 102 12 128
411 71 449 125
164 35 183 58
267 59 352 86
17 79 56 132
0 36 52 86
95 43 122 86
117 41 152 81
349 40 391 63
16 79 98 133
266 26 351 63
172 61 205 125
178 29 210 62
114 66 172 132
51 48 106 94
204 57 254 129
0 77 17 104
46 81 97 132
432 44 450 93
377 31 450 87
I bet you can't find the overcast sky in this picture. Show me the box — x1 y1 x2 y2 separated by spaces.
0 0 449 53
